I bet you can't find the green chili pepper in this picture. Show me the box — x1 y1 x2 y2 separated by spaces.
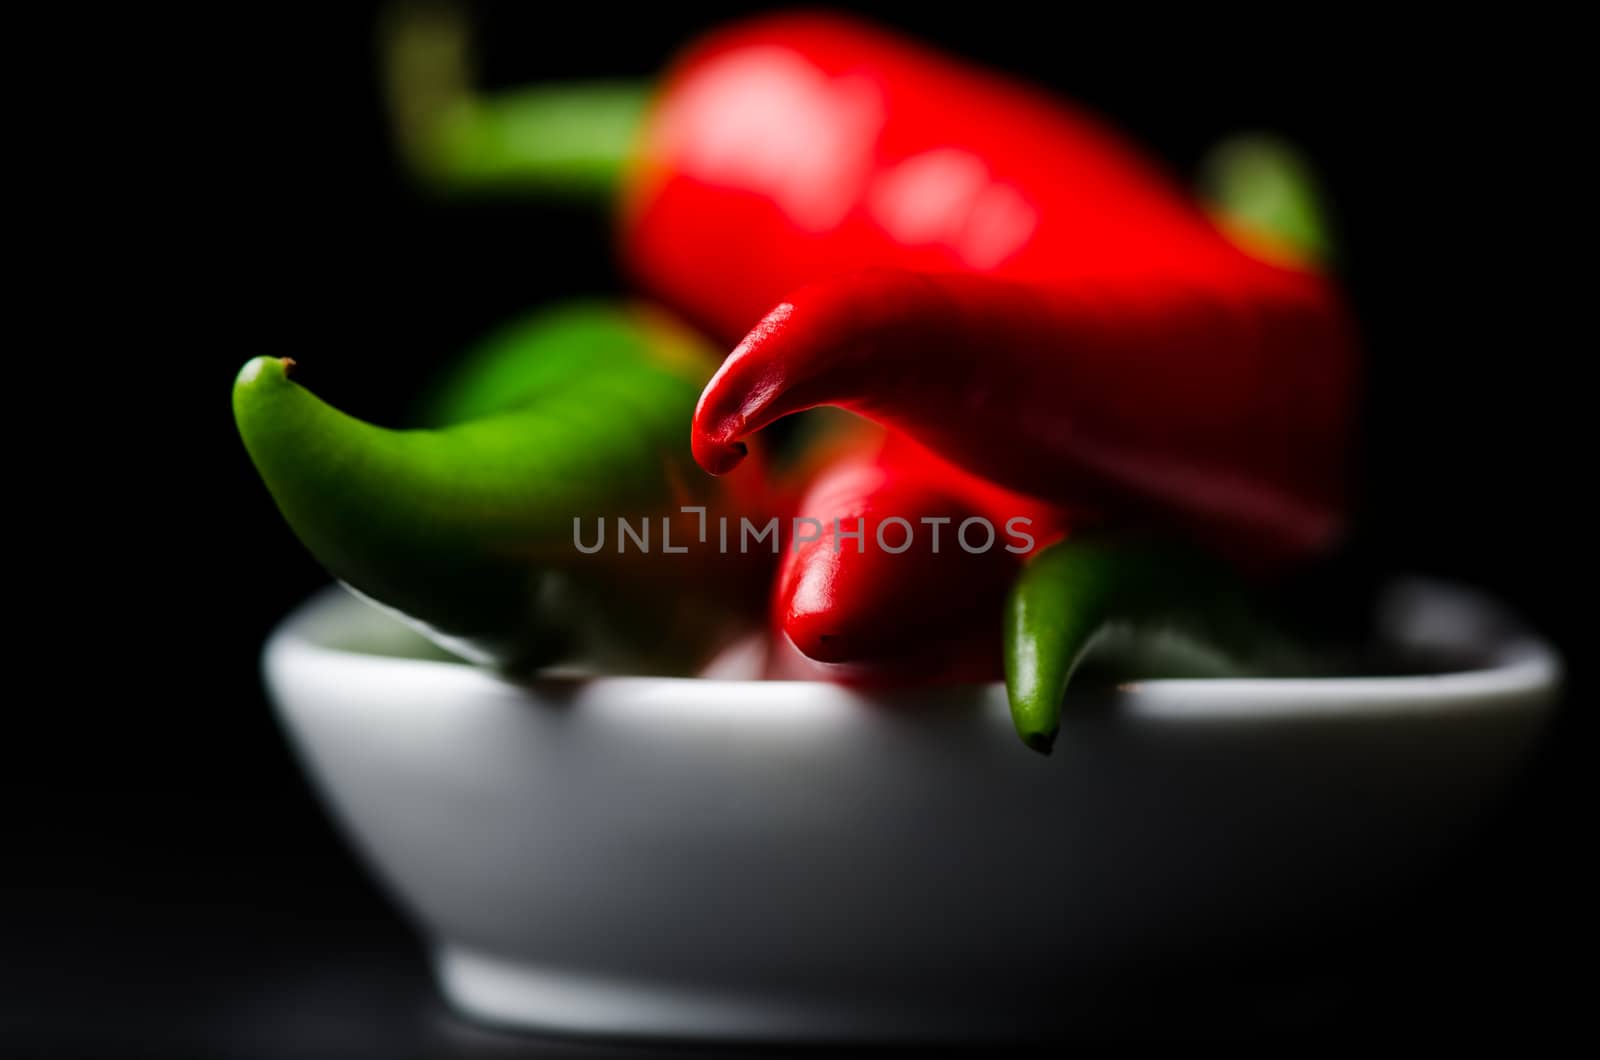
1004 538 1304 754
234 303 741 672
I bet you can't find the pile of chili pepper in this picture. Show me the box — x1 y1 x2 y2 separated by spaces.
238 9 1357 752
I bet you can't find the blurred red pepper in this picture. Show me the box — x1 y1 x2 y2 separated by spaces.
622 15 1320 334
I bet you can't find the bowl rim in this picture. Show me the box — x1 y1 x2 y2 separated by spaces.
265 578 1561 724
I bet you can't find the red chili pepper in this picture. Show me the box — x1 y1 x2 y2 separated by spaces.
621 13 1312 339
693 266 1355 570
772 432 1071 680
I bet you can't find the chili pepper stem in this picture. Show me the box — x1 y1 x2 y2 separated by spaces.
381 2 649 198
1200 133 1334 267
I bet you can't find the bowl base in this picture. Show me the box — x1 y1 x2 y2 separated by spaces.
436 946 969 1042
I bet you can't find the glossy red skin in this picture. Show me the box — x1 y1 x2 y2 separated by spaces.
774 434 1070 679
622 12 1332 337
620 13 1359 568
694 268 1354 571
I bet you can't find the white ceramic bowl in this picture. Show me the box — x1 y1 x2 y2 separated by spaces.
264 580 1557 1041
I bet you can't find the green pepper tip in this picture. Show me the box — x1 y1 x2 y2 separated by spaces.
1021 728 1058 756
236 355 295 390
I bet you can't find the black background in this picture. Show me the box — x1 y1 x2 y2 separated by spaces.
12 3 1587 1053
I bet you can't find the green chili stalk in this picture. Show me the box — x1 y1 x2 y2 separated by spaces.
381 2 649 197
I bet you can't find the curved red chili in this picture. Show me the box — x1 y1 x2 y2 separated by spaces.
693 268 1356 570
772 433 1070 679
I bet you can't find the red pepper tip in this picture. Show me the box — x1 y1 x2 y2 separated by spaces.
782 609 855 664
693 436 748 476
